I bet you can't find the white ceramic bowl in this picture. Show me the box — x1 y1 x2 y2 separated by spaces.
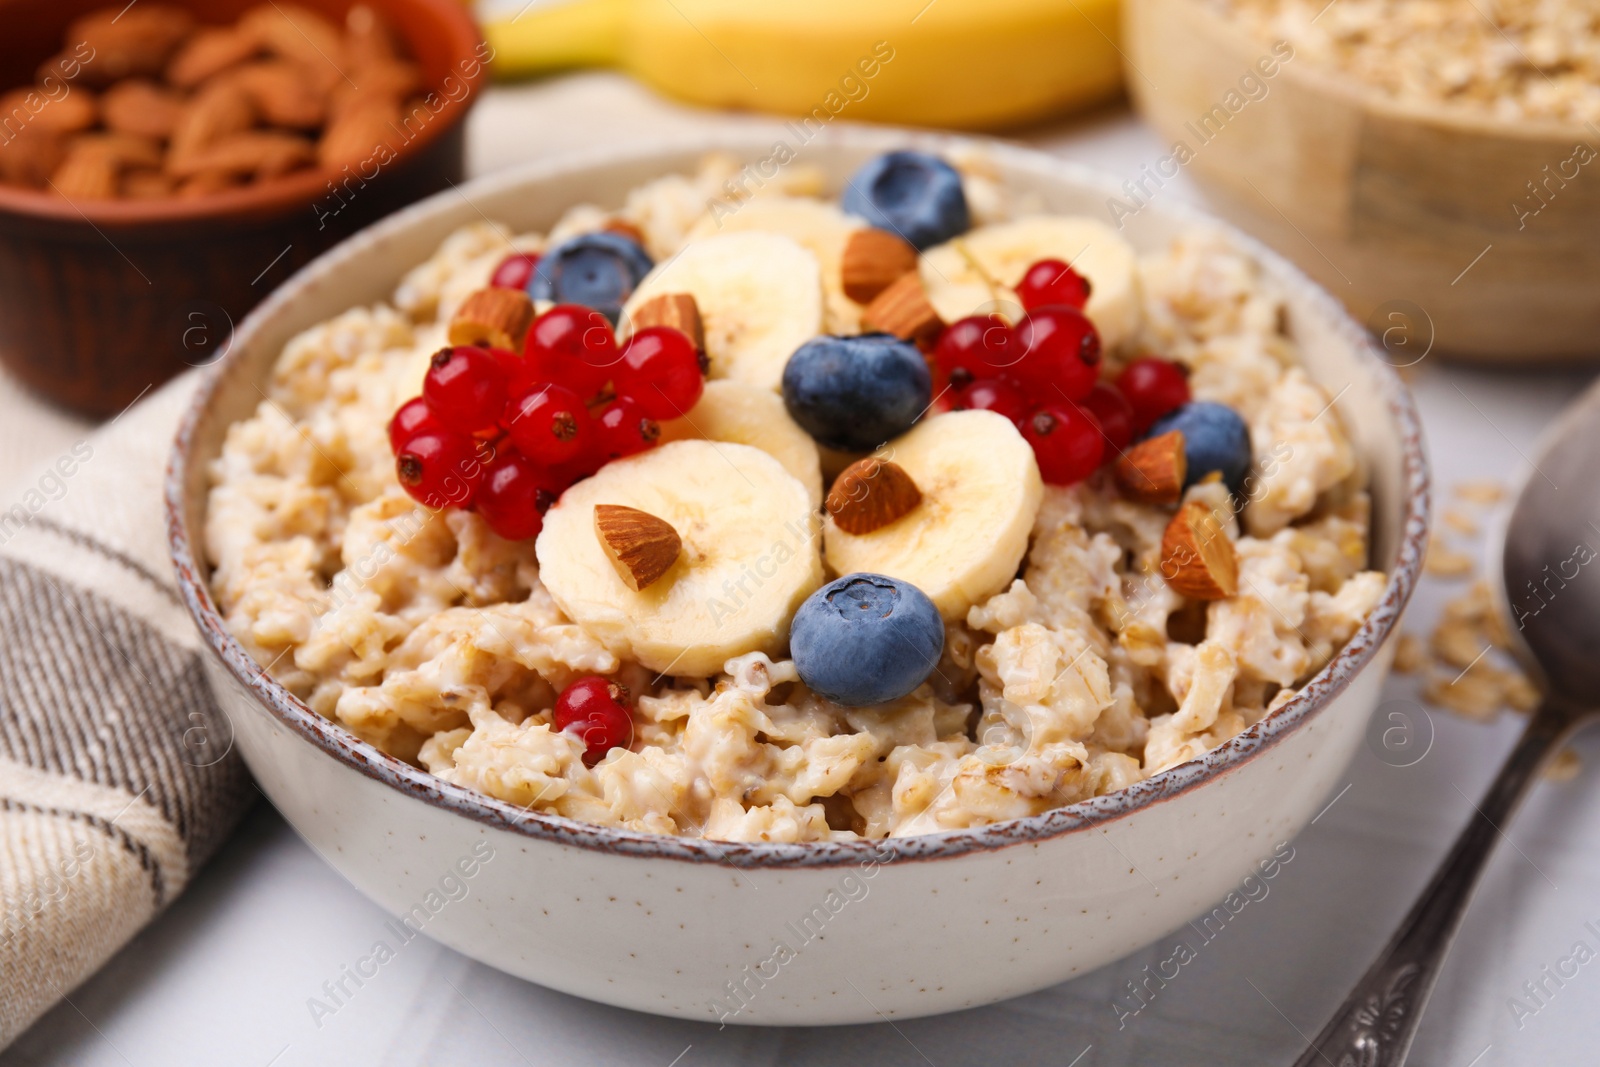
167 130 1429 1026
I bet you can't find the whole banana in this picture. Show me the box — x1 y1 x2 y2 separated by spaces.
486 0 1124 130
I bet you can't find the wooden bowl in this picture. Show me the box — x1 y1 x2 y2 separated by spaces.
0 0 485 416
1123 0 1600 362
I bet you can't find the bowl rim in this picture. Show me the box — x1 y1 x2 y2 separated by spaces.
0 0 485 227
165 128 1431 870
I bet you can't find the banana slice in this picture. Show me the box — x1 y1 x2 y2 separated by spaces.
688 197 864 334
824 410 1042 622
658 380 824 507
919 216 1140 350
536 440 822 677
621 231 823 392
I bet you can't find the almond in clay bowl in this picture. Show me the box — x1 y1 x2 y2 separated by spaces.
167 130 1430 1025
0 0 485 416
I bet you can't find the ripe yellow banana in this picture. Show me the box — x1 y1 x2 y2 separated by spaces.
486 0 1124 130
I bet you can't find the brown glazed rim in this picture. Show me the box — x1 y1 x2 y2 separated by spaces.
0 0 484 228
166 132 1431 870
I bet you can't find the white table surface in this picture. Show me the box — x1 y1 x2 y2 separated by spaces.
5 71 1600 1067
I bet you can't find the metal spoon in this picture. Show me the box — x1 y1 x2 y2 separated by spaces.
1293 381 1600 1067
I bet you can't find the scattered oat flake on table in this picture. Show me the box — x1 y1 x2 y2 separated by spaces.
1453 480 1507 506
1392 631 1425 674
1424 535 1476 578
1440 507 1480 537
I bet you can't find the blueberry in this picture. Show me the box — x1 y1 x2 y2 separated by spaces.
782 333 931 453
1149 401 1253 495
842 151 970 251
790 574 944 706
529 231 653 323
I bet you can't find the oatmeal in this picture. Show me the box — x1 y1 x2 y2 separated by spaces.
205 151 1386 842
1212 0 1600 126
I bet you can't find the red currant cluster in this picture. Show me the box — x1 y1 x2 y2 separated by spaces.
940 257 1191 485
389 301 705 542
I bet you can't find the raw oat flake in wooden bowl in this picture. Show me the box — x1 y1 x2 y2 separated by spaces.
1125 0 1600 361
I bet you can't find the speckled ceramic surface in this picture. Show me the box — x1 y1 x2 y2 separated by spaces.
166 130 1429 1025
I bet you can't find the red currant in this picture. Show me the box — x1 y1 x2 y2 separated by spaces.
1014 306 1100 399
616 327 704 420
1023 404 1105 485
955 377 1027 426
932 315 1019 389
395 431 489 509
525 304 619 397
388 396 441 452
1115 357 1191 434
489 347 535 401
475 451 560 541
595 396 660 460
553 676 633 766
505 383 593 466
490 252 539 291
1082 383 1134 453
1016 258 1092 311
423 346 508 436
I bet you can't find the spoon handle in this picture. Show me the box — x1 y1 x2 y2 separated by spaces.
1291 700 1575 1067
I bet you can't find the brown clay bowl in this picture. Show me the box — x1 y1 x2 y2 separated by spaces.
0 0 486 416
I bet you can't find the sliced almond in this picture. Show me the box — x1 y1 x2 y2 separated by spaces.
449 288 535 354
862 271 943 345
826 458 922 535
1160 501 1238 600
241 4 349 90
594 505 682 592
1114 430 1186 505
629 293 706 354
841 228 918 304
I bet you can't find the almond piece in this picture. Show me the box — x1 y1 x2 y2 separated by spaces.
602 217 647 246
241 4 349 92
167 131 315 179
841 228 918 304
449 288 535 354
594 505 682 592
826 458 922 535
71 132 164 171
1114 430 1187 504
629 293 706 354
1160 502 1238 600
318 96 398 170
0 87 97 136
49 147 118 199
862 271 943 345
230 61 328 128
166 26 263 88
68 5 195 85
168 80 256 168
0 128 66 188
102 80 185 140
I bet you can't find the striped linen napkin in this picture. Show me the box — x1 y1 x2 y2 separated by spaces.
0 373 252 1047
